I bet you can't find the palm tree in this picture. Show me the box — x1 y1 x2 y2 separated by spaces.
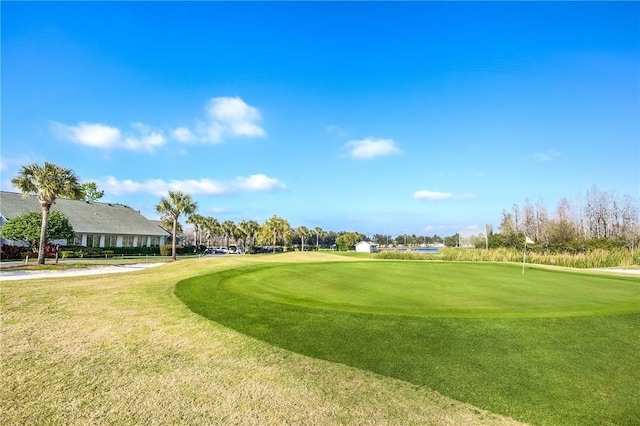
238 220 259 251
278 218 293 251
262 216 279 252
296 226 311 252
232 226 246 252
186 213 206 247
260 215 291 252
155 191 197 260
221 220 236 249
314 226 324 250
202 216 220 247
11 162 82 264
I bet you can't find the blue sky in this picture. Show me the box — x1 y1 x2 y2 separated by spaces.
2 1 638 237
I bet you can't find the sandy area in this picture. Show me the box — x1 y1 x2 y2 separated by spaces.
592 268 640 275
0 263 165 281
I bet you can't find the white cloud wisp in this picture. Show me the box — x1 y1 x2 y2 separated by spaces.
344 137 402 160
413 190 454 201
413 190 476 201
51 121 166 152
97 174 286 196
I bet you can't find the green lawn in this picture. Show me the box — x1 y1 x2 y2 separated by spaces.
4 253 528 426
176 261 640 426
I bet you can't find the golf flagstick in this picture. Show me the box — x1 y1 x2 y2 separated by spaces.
522 236 534 275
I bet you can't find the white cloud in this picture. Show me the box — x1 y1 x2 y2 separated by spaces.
235 174 286 192
123 133 166 151
172 127 197 143
51 121 166 152
173 96 266 144
51 121 121 148
97 174 285 196
49 96 263 151
413 190 476 201
413 190 454 201
344 137 402 160
533 150 561 162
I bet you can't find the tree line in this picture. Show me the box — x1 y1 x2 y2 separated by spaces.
494 185 639 252
2 162 638 264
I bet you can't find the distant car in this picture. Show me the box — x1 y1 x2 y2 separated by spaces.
228 245 245 255
204 247 227 255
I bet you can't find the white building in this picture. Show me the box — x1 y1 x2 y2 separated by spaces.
355 241 379 253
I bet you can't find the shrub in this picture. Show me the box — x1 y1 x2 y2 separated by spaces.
110 246 161 256
1 244 29 260
60 250 76 259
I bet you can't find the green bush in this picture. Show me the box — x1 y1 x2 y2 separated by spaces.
60 250 76 259
110 246 161 256
55 245 161 257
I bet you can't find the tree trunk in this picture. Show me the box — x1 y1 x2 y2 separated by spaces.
38 206 50 265
172 217 178 261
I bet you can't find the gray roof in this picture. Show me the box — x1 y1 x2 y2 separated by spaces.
0 191 168 236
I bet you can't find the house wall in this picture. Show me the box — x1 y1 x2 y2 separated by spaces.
355 242 379 253
73 233 165 248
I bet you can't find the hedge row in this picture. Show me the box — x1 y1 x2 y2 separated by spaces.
59 246 171 258
1 243 210 260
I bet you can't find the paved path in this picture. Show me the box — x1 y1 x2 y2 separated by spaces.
0 263 165 281
593 268 640 275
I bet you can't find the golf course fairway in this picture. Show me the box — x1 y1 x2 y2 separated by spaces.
175 260 640 425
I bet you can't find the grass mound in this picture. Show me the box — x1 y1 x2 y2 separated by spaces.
222 261 639 317
176 261 640 426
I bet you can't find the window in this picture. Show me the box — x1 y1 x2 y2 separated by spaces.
86 234 100 248
150 236 161 247
137 236 148 247
122 235 134 247
105 235 118 247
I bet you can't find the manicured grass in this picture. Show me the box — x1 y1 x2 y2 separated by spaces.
176 261 640 426
1 253 525 426
223 262 639 317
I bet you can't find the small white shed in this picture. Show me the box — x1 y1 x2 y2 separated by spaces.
355 241 379 253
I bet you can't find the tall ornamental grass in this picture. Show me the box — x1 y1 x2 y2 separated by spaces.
376 248 639 268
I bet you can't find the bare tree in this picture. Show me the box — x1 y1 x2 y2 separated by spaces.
499 210 516 235
511 204 521 233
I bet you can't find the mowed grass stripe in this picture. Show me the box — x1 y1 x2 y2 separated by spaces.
175 261 640 426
